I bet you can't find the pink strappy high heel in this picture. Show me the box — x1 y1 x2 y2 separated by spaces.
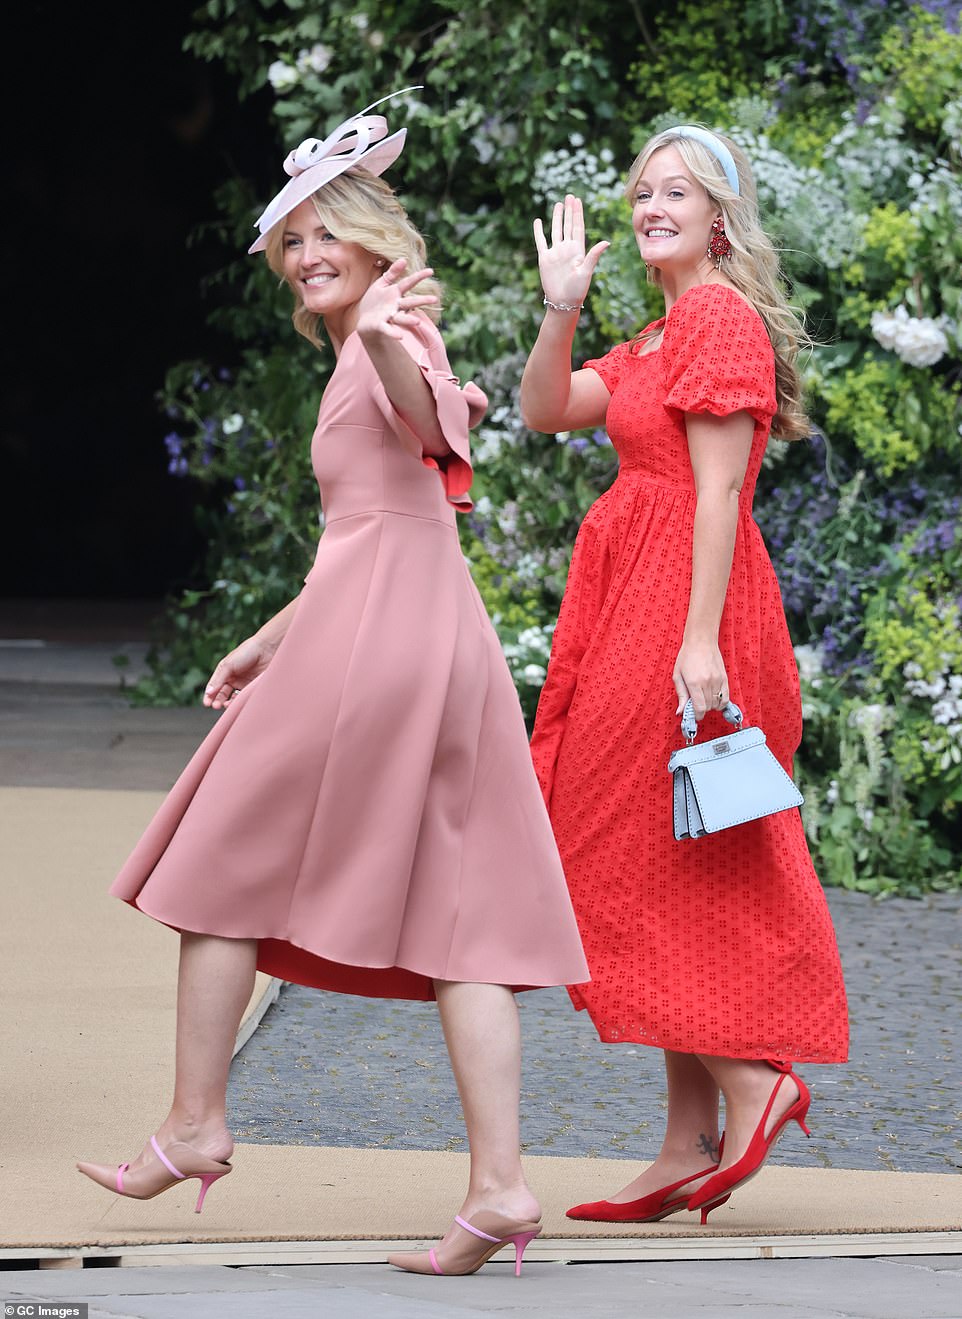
76 1134 232 1213
388 1212 542 1276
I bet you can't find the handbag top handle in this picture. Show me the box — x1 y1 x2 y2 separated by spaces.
680 698 743 744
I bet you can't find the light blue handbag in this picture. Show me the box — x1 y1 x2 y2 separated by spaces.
669 699 804 841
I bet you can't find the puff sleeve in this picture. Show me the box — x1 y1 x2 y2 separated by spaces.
373 317 486 512
662 285 776 424
582 339 635 394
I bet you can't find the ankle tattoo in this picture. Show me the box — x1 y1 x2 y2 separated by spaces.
696 1132 719 1161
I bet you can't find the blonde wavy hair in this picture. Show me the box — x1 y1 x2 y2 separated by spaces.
263 168 442 351
626 127 811 441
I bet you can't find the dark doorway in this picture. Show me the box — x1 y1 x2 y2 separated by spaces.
2 1 275 601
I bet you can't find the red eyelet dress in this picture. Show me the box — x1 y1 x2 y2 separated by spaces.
530 284 849 1061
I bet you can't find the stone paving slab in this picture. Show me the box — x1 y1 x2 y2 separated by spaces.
0 682 216 789
3 1255 961 1318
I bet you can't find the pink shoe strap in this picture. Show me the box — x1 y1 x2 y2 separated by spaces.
116 1162 129 1193
454 1214 501 1243
429 1248 443 1275
150 1135 186 1180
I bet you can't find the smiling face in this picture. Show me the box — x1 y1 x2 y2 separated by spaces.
281 197 379 326
631 145 721 279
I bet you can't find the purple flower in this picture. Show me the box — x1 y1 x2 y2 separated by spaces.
167 456 188 477
233 476 246 491
164 432 182 457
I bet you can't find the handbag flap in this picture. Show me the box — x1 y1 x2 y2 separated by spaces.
668 724 766 772
678 741 803 832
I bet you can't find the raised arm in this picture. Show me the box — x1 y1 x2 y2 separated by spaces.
520 194 611 433
355 258 449 457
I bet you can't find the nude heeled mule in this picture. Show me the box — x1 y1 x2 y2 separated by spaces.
76 1133 232 1213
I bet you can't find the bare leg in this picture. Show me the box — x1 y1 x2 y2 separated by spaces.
387 980 542 1273
602 1049 722 1202
696 1055 802 1172
432 979 540 1225
120 931 258 1172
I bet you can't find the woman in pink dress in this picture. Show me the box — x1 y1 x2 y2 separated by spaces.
520 126 847 1225
77 96 588 1278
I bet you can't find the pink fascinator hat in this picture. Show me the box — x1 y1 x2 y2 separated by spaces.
248 86 422 254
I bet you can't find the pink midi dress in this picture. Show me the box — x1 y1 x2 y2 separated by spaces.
112 318 589 1000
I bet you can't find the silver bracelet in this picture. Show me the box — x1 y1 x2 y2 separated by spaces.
543 295 584 313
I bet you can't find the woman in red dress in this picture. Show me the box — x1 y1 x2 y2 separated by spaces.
520 126 848 1223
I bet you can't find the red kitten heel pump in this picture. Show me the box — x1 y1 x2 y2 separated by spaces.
567 1163 728 1223
387 1212 542 1276
76 1134 232 1213
687 1062 811 1223
566 1135 726 1223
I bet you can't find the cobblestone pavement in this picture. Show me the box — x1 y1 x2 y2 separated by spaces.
229 888 961 1174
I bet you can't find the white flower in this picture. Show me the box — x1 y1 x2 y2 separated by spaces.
849 703 888 733
474 428 505 464
932 698 961 726
296 44 333 75
871 304 949 368
531 145 622 204
222 413 244 435
497 502 518 536
367 29 385 50
794 643 825 688
522 663 547 685
267 61 299 93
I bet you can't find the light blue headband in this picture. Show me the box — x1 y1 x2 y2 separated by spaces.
671 125 740 196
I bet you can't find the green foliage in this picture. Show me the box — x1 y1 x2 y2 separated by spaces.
135 0 962 895
868 9 962 136
863 528 962 812
819 354 960 475
628 0 790 125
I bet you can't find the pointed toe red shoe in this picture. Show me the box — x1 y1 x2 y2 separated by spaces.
566 1162 726 1224
687 1062 811 1223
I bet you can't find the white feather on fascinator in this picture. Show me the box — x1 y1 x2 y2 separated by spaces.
248 86 422 254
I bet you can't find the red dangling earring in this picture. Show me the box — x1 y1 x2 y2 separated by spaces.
708 216 732 266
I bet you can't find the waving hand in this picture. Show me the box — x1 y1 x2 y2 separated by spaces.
533 194 609 309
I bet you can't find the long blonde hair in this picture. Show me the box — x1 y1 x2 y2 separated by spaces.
627 128 811 441
263 169 442 351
